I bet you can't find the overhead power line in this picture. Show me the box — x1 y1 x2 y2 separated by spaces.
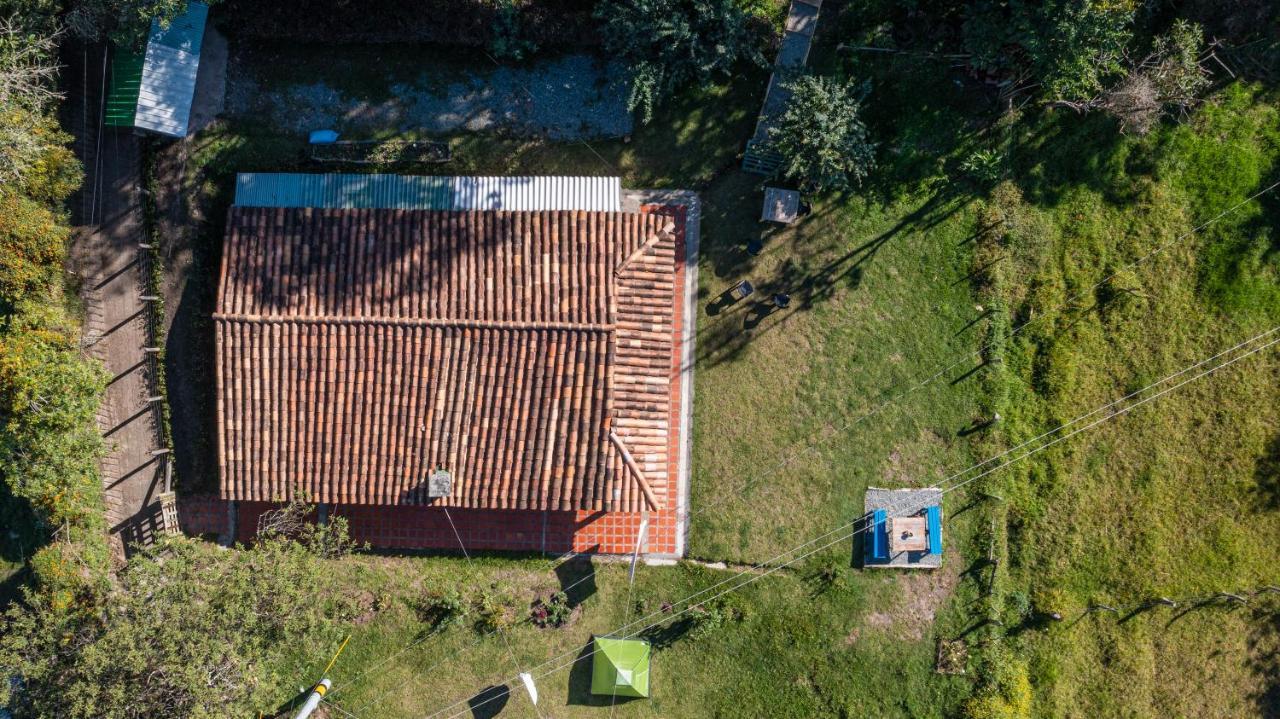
425 327 1280 719
676 177 1280 526
323 177 1280 714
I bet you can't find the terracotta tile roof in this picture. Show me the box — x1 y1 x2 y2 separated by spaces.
215 207 677 512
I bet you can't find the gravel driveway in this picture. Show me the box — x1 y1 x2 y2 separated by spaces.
227 53 633 140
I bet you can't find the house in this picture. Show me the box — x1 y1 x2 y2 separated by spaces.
104 1 208 137
214 174 694 556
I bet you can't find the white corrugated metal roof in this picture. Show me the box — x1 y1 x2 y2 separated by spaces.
450 176 621 211
134 2 207 137
233 174 623 211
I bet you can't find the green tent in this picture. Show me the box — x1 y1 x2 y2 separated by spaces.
590 637 651 698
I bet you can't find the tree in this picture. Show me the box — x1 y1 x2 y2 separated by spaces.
64 0 196 49
0 192 70 304
0 534 356 718
767 74 876 192
0 302 107 532
1097 20 1210 133
595 0 765 123
1053 20 1210 134
964 0 1135 102
1 101 83 204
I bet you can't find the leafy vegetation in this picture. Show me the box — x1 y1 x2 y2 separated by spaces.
0 0 108 595
0 532 356 718
768 73 875 190
595 0 766 122
1 0 1277 717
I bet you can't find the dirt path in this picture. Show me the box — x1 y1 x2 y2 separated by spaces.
64 46 172 555
72 131 170 552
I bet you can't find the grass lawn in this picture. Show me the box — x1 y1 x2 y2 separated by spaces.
979 84 1280 718
174 31 990 719
164 7 1280 716
284 552 976 719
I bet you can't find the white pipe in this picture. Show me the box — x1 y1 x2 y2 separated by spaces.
292 678 331 719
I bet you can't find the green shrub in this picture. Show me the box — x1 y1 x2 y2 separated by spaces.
488 0 538 61
418 588 468 632
767 74 876 191
0 303 108 532
595 0 765 123
0 102 84 205
688 597 743 639
475 588 518 633
0 535 353 718
961 148 1005 185
530 590 572 628
0 193 69 306
963 0 1134 102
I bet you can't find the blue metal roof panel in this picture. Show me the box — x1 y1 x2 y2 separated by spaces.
233 173 454 209
451 176 621 211
234 173 620 211
866 509 888 561
149 2 208 55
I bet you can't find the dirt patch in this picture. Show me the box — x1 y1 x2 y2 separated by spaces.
858 562 960 642
226 48 633 140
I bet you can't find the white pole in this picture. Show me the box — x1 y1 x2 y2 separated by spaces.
292 678 331 719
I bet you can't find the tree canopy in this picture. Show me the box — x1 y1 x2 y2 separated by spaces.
767 74 876 192
0 533 357 719
595 0 765 123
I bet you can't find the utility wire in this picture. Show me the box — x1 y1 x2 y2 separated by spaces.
346 323 1279 717
442 506 545 719
323 552 601 708
324 175 1279 714
674 177 1280 526
428 328 1280 719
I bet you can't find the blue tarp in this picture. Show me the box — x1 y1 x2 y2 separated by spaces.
926 506 942 555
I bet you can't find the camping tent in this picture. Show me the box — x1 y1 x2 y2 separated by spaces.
590 637 651 698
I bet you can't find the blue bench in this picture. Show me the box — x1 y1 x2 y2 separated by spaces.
865 509 889 562
926 505 942 555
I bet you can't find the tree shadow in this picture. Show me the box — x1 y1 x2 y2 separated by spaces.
696 186 973 368
1253 433 1280 511
554 554 596 609
639 616 697 650
1247 605 1280 717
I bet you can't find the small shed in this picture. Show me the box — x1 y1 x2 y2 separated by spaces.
104 1 208 138
863 487 943 569
590 637 651 698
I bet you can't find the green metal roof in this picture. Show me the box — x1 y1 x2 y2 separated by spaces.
103 50 144 127
103 2 207 136
590 637 650 698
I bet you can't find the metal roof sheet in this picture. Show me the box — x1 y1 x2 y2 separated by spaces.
150 1 207 54
132 2 207 137
233 174 622 211
234 173 454 209
451 176 621 211
103 50 145 127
